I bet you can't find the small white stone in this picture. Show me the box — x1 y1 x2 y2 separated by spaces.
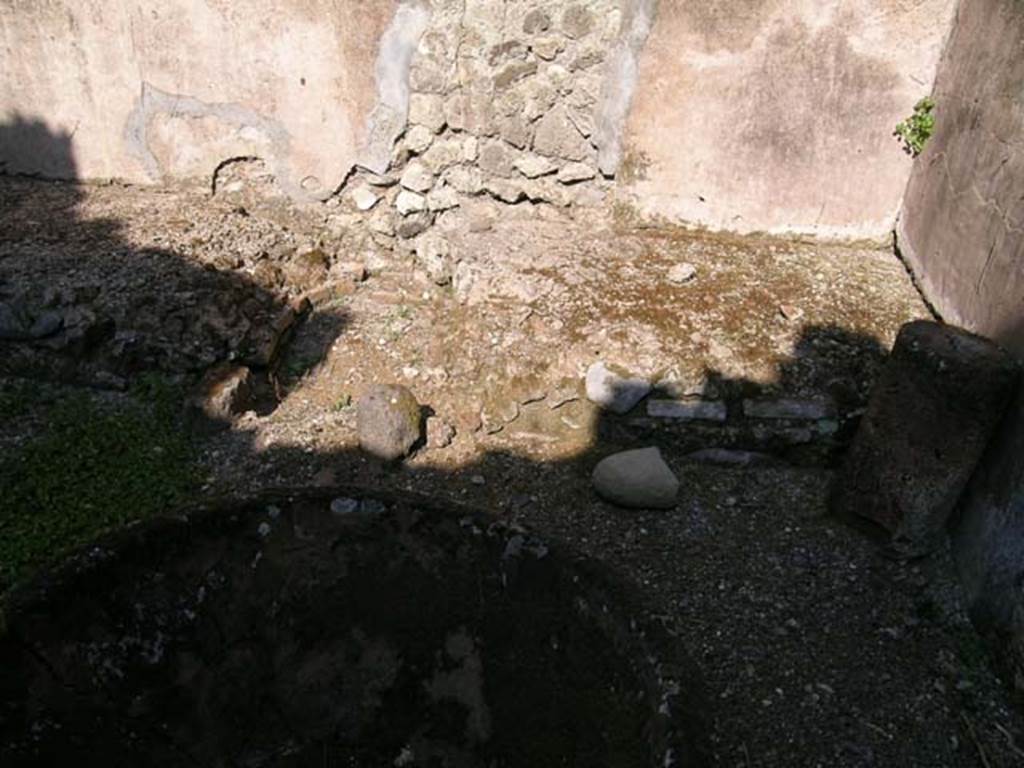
592 447 679 510
462 135 479 162
396 189 427 215
350 184 380 211
405 125 435 155
668 263 697 284
408 93 446 133
400 160 435 193
427 185 460 211
585 362 651 414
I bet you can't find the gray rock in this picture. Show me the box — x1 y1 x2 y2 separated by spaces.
514 153 558 179
478 140 515 178
531 37 564 61
444 166 484 195
396 189 427 215
561 5 595 39
497 115 532 149
330 497 360 515
31 310 64 338
400 161 435 193
408 93 446 133
396 211 434 239
533 105 590 161
592 447 679 510
422 137 464 174
427 417 456 449
556 162 596 184
483 178 525 204
686 448 776 467
404 125 434 155
415 234 454 285
426 185 460 212
357 384 424 461
585 361 651 414
494 61 538 90
0 301 63 341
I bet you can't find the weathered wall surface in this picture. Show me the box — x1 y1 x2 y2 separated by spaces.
345 0 629 241
617 0 958 241
894 0 1024 695
897 0 1024 357
0 0 400 199
4 0 960 238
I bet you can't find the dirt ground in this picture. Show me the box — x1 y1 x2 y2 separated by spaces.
2 177 1024 766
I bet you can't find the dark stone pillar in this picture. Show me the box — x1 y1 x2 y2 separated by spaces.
830 320 1018 556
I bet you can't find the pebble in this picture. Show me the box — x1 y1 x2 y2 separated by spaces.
396 190 427 215
668 263 697 284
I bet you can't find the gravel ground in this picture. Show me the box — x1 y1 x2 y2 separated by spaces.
2 178 1023 766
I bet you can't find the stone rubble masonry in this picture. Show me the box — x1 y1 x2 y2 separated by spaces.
376 0 629 234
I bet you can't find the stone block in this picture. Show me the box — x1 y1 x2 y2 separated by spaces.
830 321 1018 555
647 399 727 423
743 397 835 420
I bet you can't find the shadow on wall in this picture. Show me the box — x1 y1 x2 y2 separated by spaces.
0 114 77 179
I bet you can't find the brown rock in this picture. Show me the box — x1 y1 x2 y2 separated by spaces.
357 384 424 461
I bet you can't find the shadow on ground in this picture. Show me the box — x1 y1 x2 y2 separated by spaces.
3 118 1024 768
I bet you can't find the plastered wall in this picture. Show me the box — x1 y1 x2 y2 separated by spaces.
2 0 959 240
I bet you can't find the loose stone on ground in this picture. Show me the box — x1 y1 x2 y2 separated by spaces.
357 384 424 461
592 446 680 510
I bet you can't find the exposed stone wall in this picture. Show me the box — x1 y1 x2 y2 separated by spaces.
338 0 630 241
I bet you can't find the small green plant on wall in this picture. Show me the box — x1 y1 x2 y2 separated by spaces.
895 97 936 157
